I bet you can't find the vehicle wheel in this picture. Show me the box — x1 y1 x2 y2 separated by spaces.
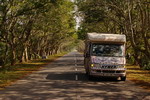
115 77 119 81
85 68 90 75
121 76 126 81
88 75 94 80
85 71 88 75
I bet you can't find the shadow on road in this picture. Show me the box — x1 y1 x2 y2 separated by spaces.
46 72 76 81
46 71 121 83
45 72 149 100
0 52 150 100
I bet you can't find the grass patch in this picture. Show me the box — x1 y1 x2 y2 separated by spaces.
127 65 150 91
0 52 67 89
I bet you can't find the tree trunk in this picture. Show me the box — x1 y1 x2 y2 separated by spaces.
10 46 16 65
24 47 28 62
21 51 25 63
4 44 9 65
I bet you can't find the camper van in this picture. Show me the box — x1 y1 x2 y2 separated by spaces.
84 33 126 81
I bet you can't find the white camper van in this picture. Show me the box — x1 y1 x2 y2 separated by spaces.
84 33 126 81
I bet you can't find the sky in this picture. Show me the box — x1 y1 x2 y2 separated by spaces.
70 0 81 30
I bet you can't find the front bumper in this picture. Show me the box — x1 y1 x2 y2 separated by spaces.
89 68 126 77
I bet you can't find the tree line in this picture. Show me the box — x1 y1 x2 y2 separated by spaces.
0 0 76 66
76 0 150 69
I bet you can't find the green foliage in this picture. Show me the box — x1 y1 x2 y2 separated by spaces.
0 0 76 66
0 52 66 89
76 40 85 53
77 0 150 69
0 42 5 66
142 57 150 70
77 0 107 33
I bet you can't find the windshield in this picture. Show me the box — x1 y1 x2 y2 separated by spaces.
92 43 124 57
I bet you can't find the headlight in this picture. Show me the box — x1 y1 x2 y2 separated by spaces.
91 63 99 67
117 65 125 68
91 64 94 67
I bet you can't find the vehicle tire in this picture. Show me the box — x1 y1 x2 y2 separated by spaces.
121 76 126 81
85 71 88 75
115 77 119 81
88 75 94 80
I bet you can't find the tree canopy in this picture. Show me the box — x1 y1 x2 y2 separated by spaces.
0 0 149 69
77 0 150 69
0 0 76 66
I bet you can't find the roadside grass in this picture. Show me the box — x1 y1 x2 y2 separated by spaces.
1 53 150 91
0 52 67 90
127 65 150 90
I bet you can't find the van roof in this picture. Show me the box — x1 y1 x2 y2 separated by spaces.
87 33 126 43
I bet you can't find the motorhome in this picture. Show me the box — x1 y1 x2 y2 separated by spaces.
84 33 126 81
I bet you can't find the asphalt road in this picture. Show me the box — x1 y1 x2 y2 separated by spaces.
0 51 150 100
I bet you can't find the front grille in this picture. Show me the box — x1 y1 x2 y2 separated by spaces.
97 70 115 73
101 65 117 69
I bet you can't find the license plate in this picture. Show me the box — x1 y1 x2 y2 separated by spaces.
102 73 114 76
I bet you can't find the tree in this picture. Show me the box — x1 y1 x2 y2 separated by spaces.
77 0 150 69
0 0 76 66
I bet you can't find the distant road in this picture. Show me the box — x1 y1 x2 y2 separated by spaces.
0 51 150 100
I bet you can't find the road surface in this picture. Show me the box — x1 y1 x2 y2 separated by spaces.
0 52 150 100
